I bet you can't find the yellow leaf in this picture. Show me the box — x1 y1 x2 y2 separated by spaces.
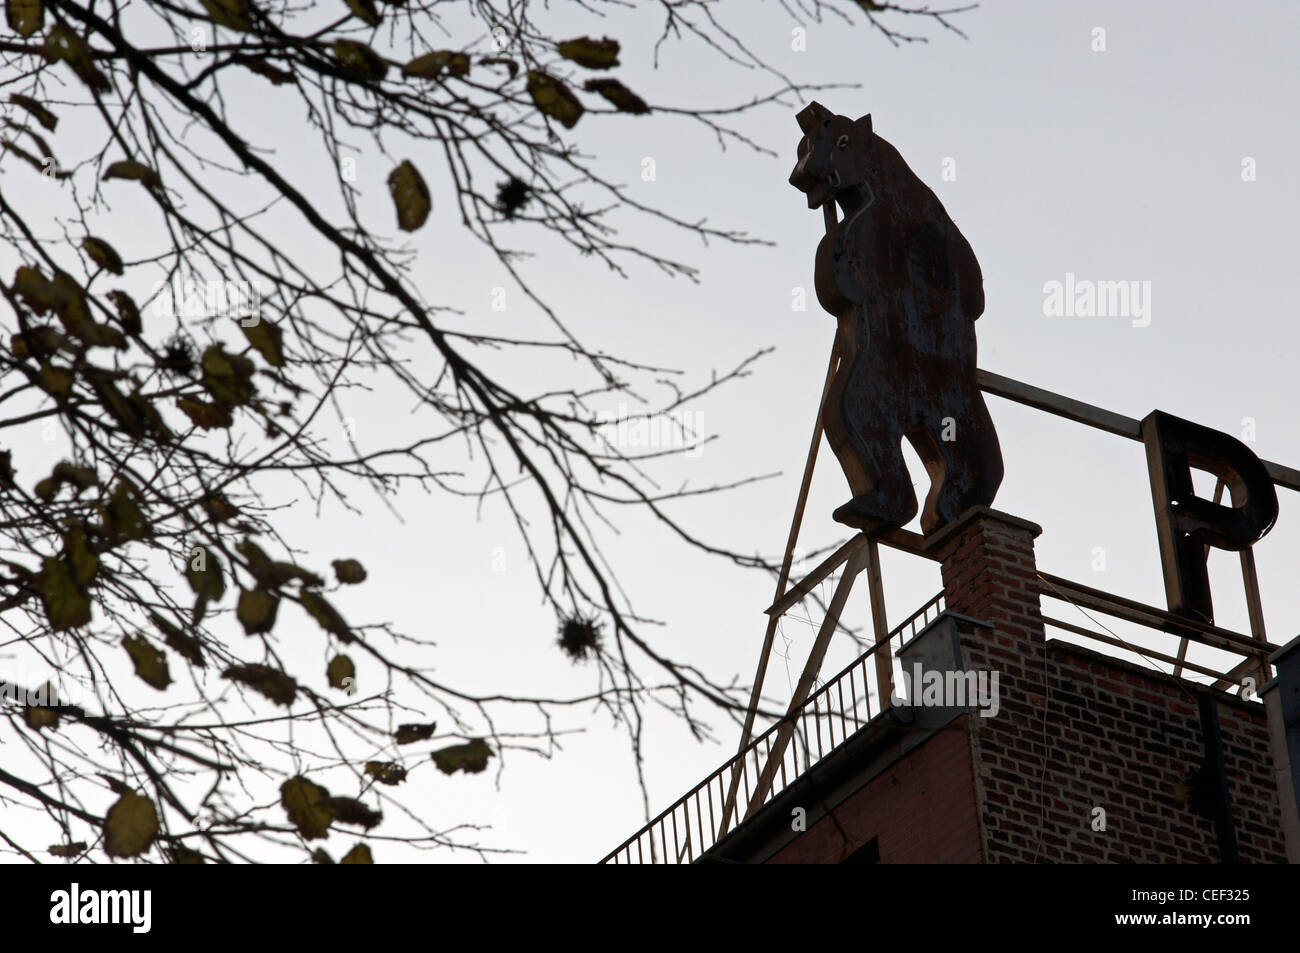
223 663 297 706
526 71 583 129
240 318 284 366
327 654 355 691
122 633 171 690
199 0 253 31
431 738 492 775
103 791 159 858
9 93 56 130
6 0 42 37
81 236 124 275
386 160 430 232
339 843 373 864
582 78 649 114
311 848 334 864
364 761 407 785
36 555 90 631
332 558 367 584
102 159 161 189
344 0 380 27
556 36 620 70
236 586 279 635
280 776 334 839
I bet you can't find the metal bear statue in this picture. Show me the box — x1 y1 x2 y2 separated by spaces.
789 102 1003 536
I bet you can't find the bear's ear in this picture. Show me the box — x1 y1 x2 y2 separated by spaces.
855 113 873 137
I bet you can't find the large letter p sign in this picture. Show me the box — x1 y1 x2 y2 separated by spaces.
1141 410 1278 624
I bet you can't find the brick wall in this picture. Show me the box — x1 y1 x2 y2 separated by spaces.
931 507 1287 864
767 721 983 864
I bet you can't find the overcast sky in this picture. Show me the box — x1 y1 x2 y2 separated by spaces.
6 0 1299 864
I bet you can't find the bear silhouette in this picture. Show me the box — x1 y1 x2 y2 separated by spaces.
789 102 1003 536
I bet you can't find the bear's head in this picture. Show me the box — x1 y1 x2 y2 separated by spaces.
788 102 874 210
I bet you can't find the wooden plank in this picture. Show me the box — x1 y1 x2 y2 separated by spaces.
978 369 1300 492
718 332 840 839
744 547 869 819
865 539 893 708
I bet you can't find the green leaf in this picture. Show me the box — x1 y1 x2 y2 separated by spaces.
184 547 226 604
394 722 436 745
9 93 56 130
43 26 109 91
240 318 285 366
167 846 205 864
103 791 159 858
326 654 355 691
199 0 254 31
149 612 206 668
401 50 469 79
339 843 373 864
223 663 297 706
556 36 620 70
582 78 649 114
300 589 352 642
364 761 407 785
332 558 367 584
63 524 98 586
233 54 294 85
105 290 141 335
6 0 42 37
431 739 492 775
81 236 123 275
36 364 75 397
236 586 279 635
320 796 381 829
526 71 583 129
344 0 380 27
176 396 233 430
48 842 87 858
200 344 256 407
386 160 430 232
102 159 161 189
280 776 334 839
122 633 171 690
311 848 334 864
332 39 388 81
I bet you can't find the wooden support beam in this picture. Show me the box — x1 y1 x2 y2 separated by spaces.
978 369 1300 492
865 539 893 709
744 547 870 820
717 332 839 840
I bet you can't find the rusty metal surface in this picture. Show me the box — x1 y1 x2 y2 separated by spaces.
789 102 1003 535
1140 410 1279 624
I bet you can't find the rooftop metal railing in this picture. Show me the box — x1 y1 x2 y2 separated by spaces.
600 591 946 864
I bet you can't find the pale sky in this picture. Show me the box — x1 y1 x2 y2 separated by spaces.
4 0 1299 863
